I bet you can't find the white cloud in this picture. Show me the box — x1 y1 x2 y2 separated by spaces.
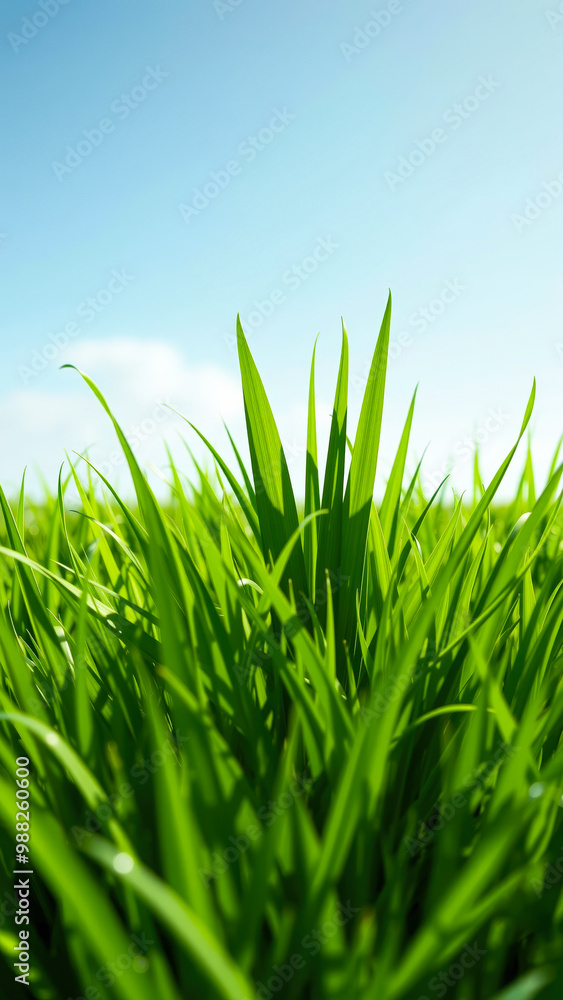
63 338 242 419
1 338 246 497
1 337 335 504
3 334 551 508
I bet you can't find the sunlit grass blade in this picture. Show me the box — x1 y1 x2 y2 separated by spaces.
236 316 307 596
316 322 349 621
338 292 392 654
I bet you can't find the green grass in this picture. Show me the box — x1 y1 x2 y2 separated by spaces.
1 296 563 999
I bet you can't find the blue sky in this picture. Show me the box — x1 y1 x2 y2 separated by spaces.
1 0 563 498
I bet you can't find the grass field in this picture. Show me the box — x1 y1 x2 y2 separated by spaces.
1 297 563 999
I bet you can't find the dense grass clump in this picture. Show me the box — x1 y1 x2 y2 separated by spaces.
1 297 563 998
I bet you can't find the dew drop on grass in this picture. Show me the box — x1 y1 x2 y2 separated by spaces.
113 852 134 874
46 732 60 747
528 783 545 799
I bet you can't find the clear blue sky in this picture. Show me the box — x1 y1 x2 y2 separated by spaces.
1 0 562 498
